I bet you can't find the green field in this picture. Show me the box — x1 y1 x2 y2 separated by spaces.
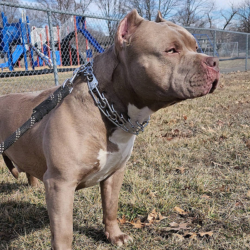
1 71 250 249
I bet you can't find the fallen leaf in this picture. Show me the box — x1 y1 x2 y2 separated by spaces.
173 129 180 134
199 231 213 237
247 190 250 197
162 223 190 231
234 166 241 170
219 185 230 192
201 194 211 199
158 212 167 221
118 215 127 224
148 208 158 222
217 120 224 126
169 222 179 228
173 233 184 241
130 219 145 229
183 115 187 120
167 137 174 141
176 167 186 174
178 223 190 230
174 206 188 215
149 191 157 198
235 201 244 207
246 140 250 149
184 232 197 239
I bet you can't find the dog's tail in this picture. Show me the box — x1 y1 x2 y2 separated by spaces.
2 154 19 179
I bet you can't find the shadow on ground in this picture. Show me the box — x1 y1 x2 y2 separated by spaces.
0 183 109 247
0 182 28 194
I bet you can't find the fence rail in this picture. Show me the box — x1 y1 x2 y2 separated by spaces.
0 1 249 95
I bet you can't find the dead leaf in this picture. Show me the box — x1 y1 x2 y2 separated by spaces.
176 167 186 174
183 115 187 120
158 212 167 221
167 137 174 141
162 223 190 231
219 185 230 192
173 233 184 241
173 129 180 135
118 215 127 224
148 208 158 222
217 120 224 126
246 140 250 149
201 194 211 199
199 231 213 237
235 201 244 207
184 232 197 239
247 190 250 197
234 166 241 170
169 222 179 228
149 191 157 198
174 206 188 215
130 219 145 229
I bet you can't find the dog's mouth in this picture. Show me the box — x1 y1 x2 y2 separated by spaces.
209 79 218 93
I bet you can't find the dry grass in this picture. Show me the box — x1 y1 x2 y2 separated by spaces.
1 71 250 249
219 59 248 73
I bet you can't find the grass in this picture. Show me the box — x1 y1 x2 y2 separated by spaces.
1 71 250 249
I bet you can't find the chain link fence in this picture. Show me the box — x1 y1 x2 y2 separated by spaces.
0 1 249 95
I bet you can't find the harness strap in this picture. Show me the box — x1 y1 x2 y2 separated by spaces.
0 85 71 155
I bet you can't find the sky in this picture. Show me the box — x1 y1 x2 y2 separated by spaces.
215 0 245 9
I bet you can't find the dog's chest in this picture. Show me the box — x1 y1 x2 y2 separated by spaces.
83 130 136 187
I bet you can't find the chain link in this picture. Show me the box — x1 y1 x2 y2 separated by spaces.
62 62 150 135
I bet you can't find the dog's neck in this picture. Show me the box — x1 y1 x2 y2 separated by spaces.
91 46 153 126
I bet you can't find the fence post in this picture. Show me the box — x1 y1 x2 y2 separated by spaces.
213 30 216 57
246 34 249 71
47 11 59 86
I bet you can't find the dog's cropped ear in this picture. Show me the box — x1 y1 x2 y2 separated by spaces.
155 11 166 23
115 9 144 50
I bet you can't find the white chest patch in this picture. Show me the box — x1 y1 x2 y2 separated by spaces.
83 130 136 187
82 104 153 187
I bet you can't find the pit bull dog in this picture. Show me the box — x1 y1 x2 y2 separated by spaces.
0 10 219 249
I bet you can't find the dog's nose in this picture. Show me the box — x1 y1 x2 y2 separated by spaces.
205 57 219 68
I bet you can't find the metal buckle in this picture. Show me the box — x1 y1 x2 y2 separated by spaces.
87 75 98 91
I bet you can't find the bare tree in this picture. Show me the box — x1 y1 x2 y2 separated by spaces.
0 0 21 26
158 0 180 19
35 0 93 25
174 0 215 27
237 0 250 32
206 1 216 28
220 4 238 30
124 0 179 21
95 0 126 39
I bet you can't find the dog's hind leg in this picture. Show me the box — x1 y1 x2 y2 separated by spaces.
26 173 39 187
2 153 19 179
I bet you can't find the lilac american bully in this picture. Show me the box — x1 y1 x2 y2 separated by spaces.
0 10 219 249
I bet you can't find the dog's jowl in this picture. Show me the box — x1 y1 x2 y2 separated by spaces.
0 10 219 249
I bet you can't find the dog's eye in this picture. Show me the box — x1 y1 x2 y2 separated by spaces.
166 48 177 54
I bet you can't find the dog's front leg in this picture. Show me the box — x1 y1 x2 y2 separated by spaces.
43 171 76 250
100 166 133 246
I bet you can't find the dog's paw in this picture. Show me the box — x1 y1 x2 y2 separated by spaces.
105 231 133 246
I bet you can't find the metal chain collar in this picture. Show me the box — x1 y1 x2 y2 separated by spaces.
62 62 150 135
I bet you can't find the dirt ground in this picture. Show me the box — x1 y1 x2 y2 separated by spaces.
0 71 250 249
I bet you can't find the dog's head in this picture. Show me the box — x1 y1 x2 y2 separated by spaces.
114 10 219 108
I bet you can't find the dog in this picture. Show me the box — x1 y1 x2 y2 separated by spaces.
0 10 219 249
